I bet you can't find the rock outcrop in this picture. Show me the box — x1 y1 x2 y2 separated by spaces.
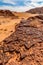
0 15 43 65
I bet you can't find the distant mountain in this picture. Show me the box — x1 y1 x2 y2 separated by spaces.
26 7 43 14
0 10 18 18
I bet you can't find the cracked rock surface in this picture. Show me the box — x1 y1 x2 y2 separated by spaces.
0 15 43 65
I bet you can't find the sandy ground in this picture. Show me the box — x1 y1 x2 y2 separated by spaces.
13 12 39 19
0 17 21 42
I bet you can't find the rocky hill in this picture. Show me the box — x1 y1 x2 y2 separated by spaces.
0 14 43 65
0 10 18 18
26 7 43 14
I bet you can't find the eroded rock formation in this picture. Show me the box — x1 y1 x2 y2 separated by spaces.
0 15 43 65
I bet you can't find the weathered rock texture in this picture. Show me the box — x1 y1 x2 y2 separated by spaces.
26 7 43 14
0 15 43 65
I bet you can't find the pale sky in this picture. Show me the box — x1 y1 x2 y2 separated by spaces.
0 0 43 12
